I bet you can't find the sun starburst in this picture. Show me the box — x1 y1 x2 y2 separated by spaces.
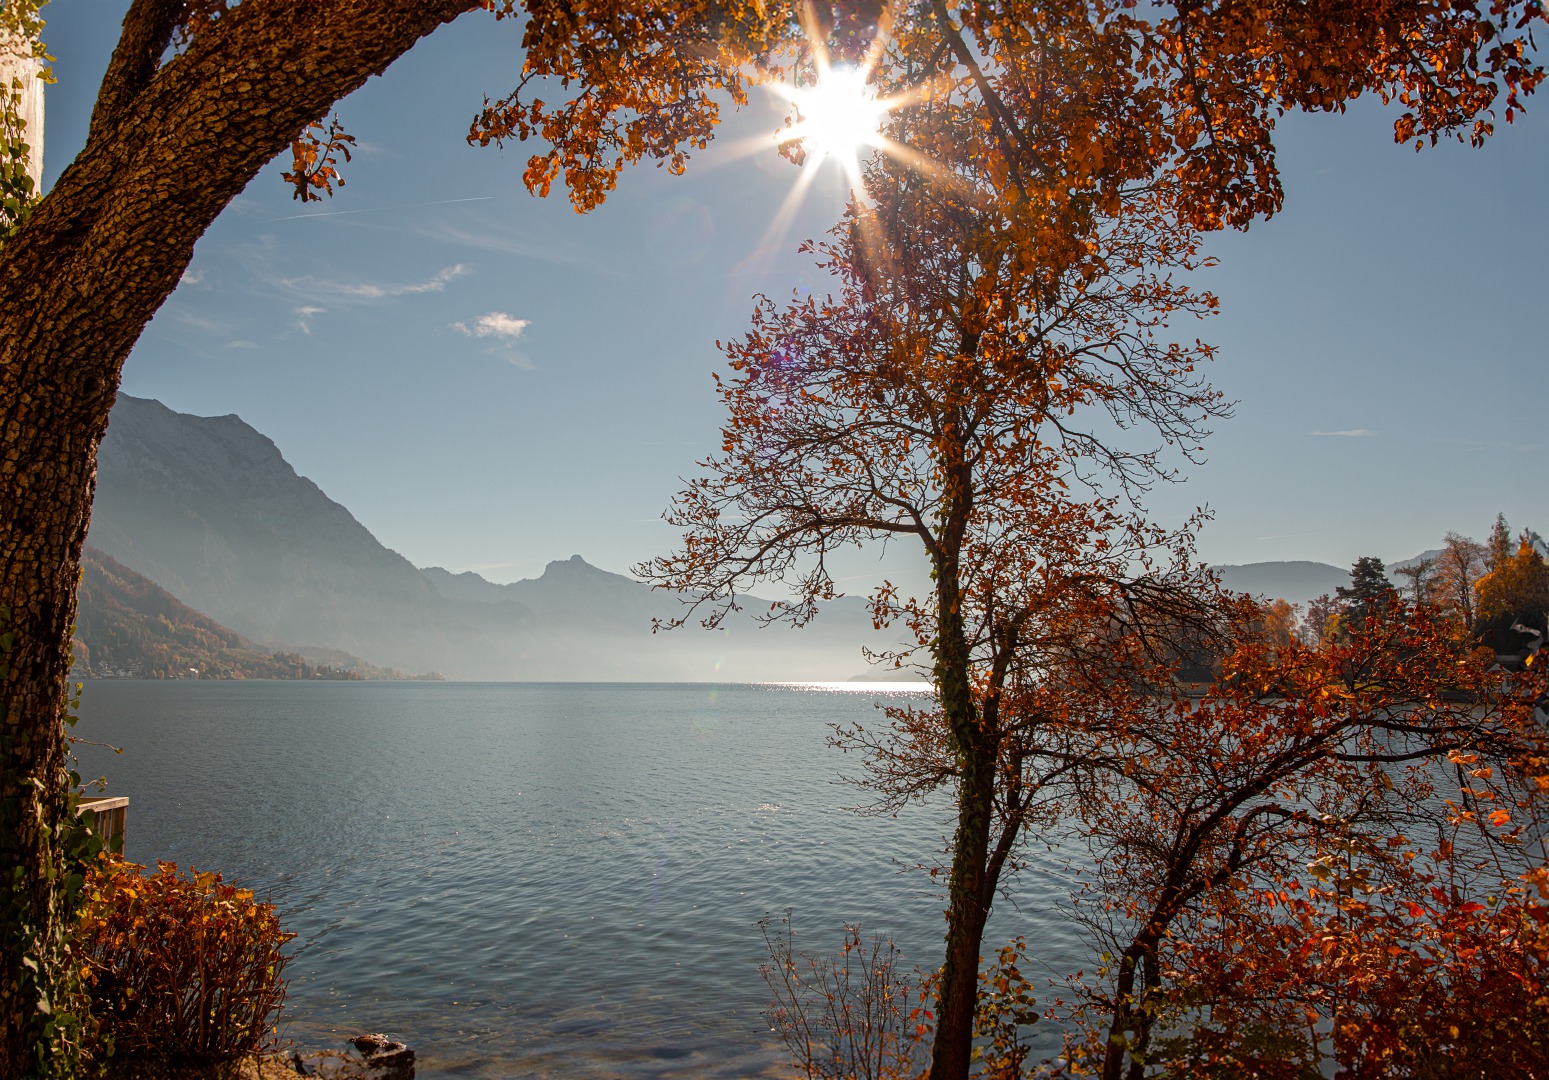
769 62 894 190
717 17 940 276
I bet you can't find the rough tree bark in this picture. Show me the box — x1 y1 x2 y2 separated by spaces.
0 1 478 1073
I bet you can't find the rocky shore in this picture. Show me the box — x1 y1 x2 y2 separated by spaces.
101 1034 415 1080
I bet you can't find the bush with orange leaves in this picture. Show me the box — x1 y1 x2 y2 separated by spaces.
76 857 293 1063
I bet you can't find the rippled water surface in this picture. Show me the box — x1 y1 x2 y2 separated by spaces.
75 681 1082 1077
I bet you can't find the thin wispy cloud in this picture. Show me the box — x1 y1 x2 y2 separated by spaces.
336 263 467 298
224 340 258 350
281 263 468 301
450 312 530 341
1309 428 1377 438
167 309 235 334
179 268 205 286
421 220 621 275
1426 435 1541 454
295 306 326 335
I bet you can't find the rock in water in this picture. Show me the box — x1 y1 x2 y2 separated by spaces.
350 1034 415 1080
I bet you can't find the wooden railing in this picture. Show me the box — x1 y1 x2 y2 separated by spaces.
76 795 128 851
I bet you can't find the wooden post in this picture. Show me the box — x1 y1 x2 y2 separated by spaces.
75 795 127 852
0 31 44 191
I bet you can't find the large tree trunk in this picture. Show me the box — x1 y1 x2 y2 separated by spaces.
0 1 476 1073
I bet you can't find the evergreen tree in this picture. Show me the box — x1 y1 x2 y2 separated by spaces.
1486 513 1515 575
1337 556 1397 617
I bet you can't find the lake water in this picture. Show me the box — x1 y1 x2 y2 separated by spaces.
73 681 1083 1077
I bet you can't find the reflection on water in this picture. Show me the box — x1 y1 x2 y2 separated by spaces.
74 681 1081 1078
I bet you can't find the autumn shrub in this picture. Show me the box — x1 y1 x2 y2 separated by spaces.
77 856 293 1063
1327 873 1549 1079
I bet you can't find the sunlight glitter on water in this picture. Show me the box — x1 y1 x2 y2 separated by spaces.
763 680 933 693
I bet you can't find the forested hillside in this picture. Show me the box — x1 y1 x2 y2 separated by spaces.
73 546 374 680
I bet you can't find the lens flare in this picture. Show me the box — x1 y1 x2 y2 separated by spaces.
774 65 891 180
727 18 940 277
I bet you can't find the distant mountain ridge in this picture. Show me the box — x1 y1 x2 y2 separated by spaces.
92 395 1506 676
74 546 388 679
86 394 896 680
1217 537 1544 610
421 556 664 623
1211 561 1350 609
88 394 458 665
420 555 879 626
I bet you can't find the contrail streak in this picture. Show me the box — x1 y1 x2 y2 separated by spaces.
264 195 494 223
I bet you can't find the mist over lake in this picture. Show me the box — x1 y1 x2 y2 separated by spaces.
74 680 1084 1078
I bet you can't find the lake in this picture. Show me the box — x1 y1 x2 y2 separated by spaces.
73 681 1083 1077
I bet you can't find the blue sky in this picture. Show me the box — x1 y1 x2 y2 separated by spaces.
42 2 1547 590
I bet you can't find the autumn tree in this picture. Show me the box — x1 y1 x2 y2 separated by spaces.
0 5 507 1071
640 117 1226 1074
1057 601 1548 1079
1477 536 1549 622
1475 536 1549 656
1 1 1545 1076
1392 556 1434 607
1301 592 1339 647
1434 531 1486 632
1259 598 1299 649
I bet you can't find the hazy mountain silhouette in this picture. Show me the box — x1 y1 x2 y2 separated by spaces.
422 556 663 623
1390 550 1444 572
87 394 895 680
1213 553 1494 608
87 394 494 672
1212 560 1351 609
419 556 907 681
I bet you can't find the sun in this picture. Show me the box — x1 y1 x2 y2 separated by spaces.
731 21 933 264
772 64 892 182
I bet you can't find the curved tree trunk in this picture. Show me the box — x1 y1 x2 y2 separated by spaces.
0 1 477 1073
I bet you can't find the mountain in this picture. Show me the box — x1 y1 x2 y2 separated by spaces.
87 395 894 680
1212 561 1350 609
87 394 475 668
419 555 906 681
73 546 386 679
1391 549 1444 573
422 555 663 623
